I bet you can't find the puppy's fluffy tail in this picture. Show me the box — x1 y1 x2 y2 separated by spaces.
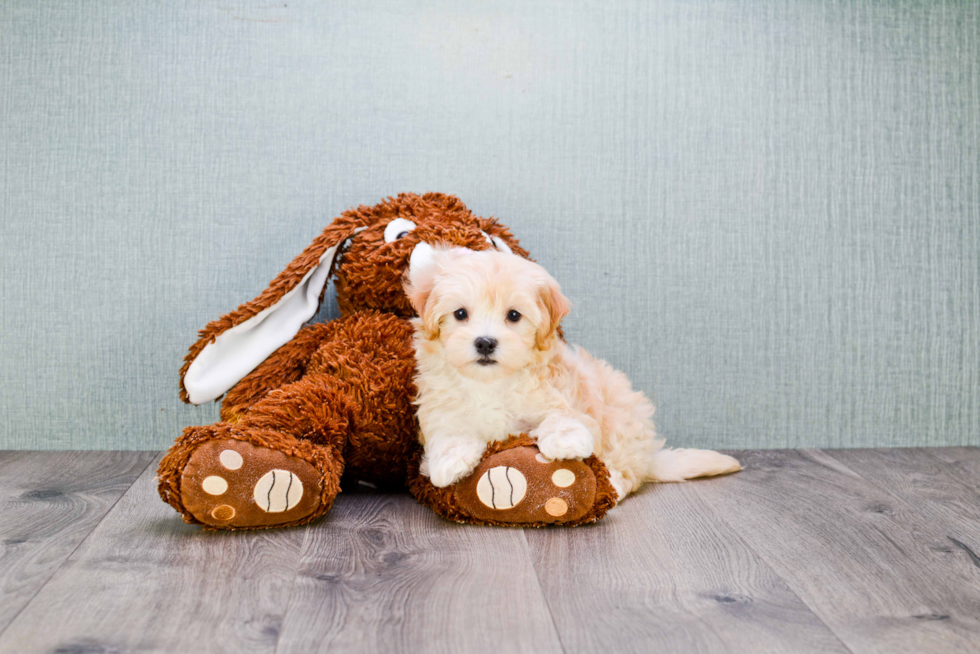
647 448 742 483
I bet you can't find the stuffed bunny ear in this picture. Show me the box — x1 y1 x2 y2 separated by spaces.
180 217 365 404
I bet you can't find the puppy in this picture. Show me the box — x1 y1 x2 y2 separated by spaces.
405 248 741 501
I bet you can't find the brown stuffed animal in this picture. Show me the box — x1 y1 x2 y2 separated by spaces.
157 193 617 529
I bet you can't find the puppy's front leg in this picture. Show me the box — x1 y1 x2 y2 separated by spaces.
422 435 489 488
531 413 596 461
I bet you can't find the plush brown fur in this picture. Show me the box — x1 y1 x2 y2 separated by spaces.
158 193 614 529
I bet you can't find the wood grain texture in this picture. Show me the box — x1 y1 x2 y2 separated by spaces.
0 451 154 634
525 481 848 654
825 448 980 578
919 447 980 496
694 450 980 653
275 491 563 654
5 449 980 652
0 455 309 654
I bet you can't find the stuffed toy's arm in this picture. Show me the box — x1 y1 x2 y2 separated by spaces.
218 321 339 422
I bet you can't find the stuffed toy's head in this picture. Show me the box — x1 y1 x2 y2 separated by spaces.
179 192 528 405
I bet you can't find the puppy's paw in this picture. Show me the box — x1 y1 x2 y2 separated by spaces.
532 414 595 461
427 454 480 488
608 469 632 501
424 440 486 488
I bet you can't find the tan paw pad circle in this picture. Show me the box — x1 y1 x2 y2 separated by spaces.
253 469 304 513
545 497 568 517
202 476 228 495
551 468 575 487
219 449 243 470
211 505 236 521
476 466 527 509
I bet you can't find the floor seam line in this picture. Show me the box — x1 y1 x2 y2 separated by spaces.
0 451 158 641
273 523 314 654
689 459 858 654
521 528 568 654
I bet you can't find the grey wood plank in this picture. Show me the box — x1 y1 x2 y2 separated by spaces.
824 448 980 578
0 451 155 635
694 450 980 654
0 454 309 654
918 447 980 497
525 481 849 654
275 492 564 654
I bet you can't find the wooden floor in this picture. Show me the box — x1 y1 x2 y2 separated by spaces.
1 449 979 653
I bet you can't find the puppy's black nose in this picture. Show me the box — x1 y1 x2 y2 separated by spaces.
475 337 497 356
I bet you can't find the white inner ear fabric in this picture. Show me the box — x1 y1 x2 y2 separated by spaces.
408 241 435 275
491 236 512 254
184 245 339 404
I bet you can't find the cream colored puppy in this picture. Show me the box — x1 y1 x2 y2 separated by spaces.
405 248 741 501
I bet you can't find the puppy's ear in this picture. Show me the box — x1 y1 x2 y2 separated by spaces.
535 274 571 350
404 247 475 340
404 257 441 340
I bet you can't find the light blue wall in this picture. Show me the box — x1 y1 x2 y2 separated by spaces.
1 0 978 450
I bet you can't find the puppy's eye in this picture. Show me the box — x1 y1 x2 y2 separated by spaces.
384 218 417 243
506 310 521 323
454 308 468 321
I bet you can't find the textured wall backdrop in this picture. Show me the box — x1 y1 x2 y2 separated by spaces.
1 0 978 450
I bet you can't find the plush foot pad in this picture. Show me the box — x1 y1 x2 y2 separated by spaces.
179 439 321 528
454 446 597 524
